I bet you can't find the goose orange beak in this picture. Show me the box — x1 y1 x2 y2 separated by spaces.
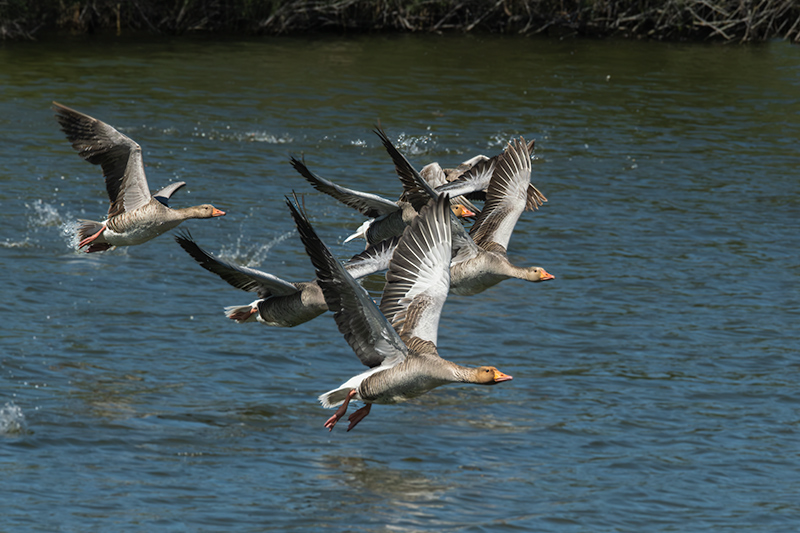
212 208 226 217
539 269 555 281
493 370 513 383
452 204 476 218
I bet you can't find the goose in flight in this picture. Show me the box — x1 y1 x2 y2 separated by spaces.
379 131 555 295
53 102 225 252
288 193 513 432
175 231 397 328
290 154 476 247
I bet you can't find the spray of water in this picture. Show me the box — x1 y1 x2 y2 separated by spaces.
0 402 27 436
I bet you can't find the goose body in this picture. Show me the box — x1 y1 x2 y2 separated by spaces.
54 102 225 252
288 194 512 432
175 231 398 328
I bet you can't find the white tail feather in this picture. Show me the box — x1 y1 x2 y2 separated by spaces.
343 219 373 244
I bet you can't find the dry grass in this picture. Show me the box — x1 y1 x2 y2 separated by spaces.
2 0 799 42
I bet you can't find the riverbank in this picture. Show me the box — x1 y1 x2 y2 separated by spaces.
2 0 799 42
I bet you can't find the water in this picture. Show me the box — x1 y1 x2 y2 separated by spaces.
2 33 799 531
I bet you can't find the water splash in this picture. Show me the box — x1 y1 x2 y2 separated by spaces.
0 402 27 436
26 199 64 228
218 229 296 268
61 219 82 250
190 127 294 144
243 132 294 144
396 132 437 156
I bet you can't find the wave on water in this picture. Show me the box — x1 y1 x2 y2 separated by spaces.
0 402 27 436
191 126 294 144
1 237 32 248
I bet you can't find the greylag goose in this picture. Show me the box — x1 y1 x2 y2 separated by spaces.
288 193 513 432
175 231 397 328
53 102 225 252
422 140 547 212
289 155 476 247
379 132 555 296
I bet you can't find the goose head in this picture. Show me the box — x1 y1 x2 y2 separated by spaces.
451 204 476 218
472 366 514 385
187 204 226 219
524 266 554 283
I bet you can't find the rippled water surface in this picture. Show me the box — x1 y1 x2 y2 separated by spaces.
2 34 799 531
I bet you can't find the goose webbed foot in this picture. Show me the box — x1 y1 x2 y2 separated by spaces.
346 404 371 432
323 389 357 431
78 225 107 249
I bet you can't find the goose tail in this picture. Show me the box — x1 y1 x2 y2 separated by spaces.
343 219 373 244
319 387 352 409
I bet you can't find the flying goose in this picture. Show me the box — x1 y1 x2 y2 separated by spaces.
289 155 477 247
379 132 555 296
175 231 398 328
53 102 225 252
424 140 547 212
288 193 513 432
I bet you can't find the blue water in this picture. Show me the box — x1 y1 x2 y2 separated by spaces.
1 34 800 531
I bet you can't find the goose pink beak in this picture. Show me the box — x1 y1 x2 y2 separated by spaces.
212 208 226 217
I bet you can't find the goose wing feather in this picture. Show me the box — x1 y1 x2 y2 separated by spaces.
287 196 408 369
436 156 496 199
53 102 152 217
175 230 298 298
290 156 399 218
379 195 452 345
469 137 532 252
153 181 186 206
343 236 400 279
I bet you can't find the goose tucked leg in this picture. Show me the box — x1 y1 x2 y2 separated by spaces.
347 403 371 432
228 306 257 322
78 225 106 249
324 389 357 431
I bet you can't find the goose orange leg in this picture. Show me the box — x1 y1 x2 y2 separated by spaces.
347 404 371 432
228 306 258 322
78 225 107 249
324 389 357 431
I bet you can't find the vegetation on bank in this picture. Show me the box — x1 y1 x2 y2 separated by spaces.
2 0 799 42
